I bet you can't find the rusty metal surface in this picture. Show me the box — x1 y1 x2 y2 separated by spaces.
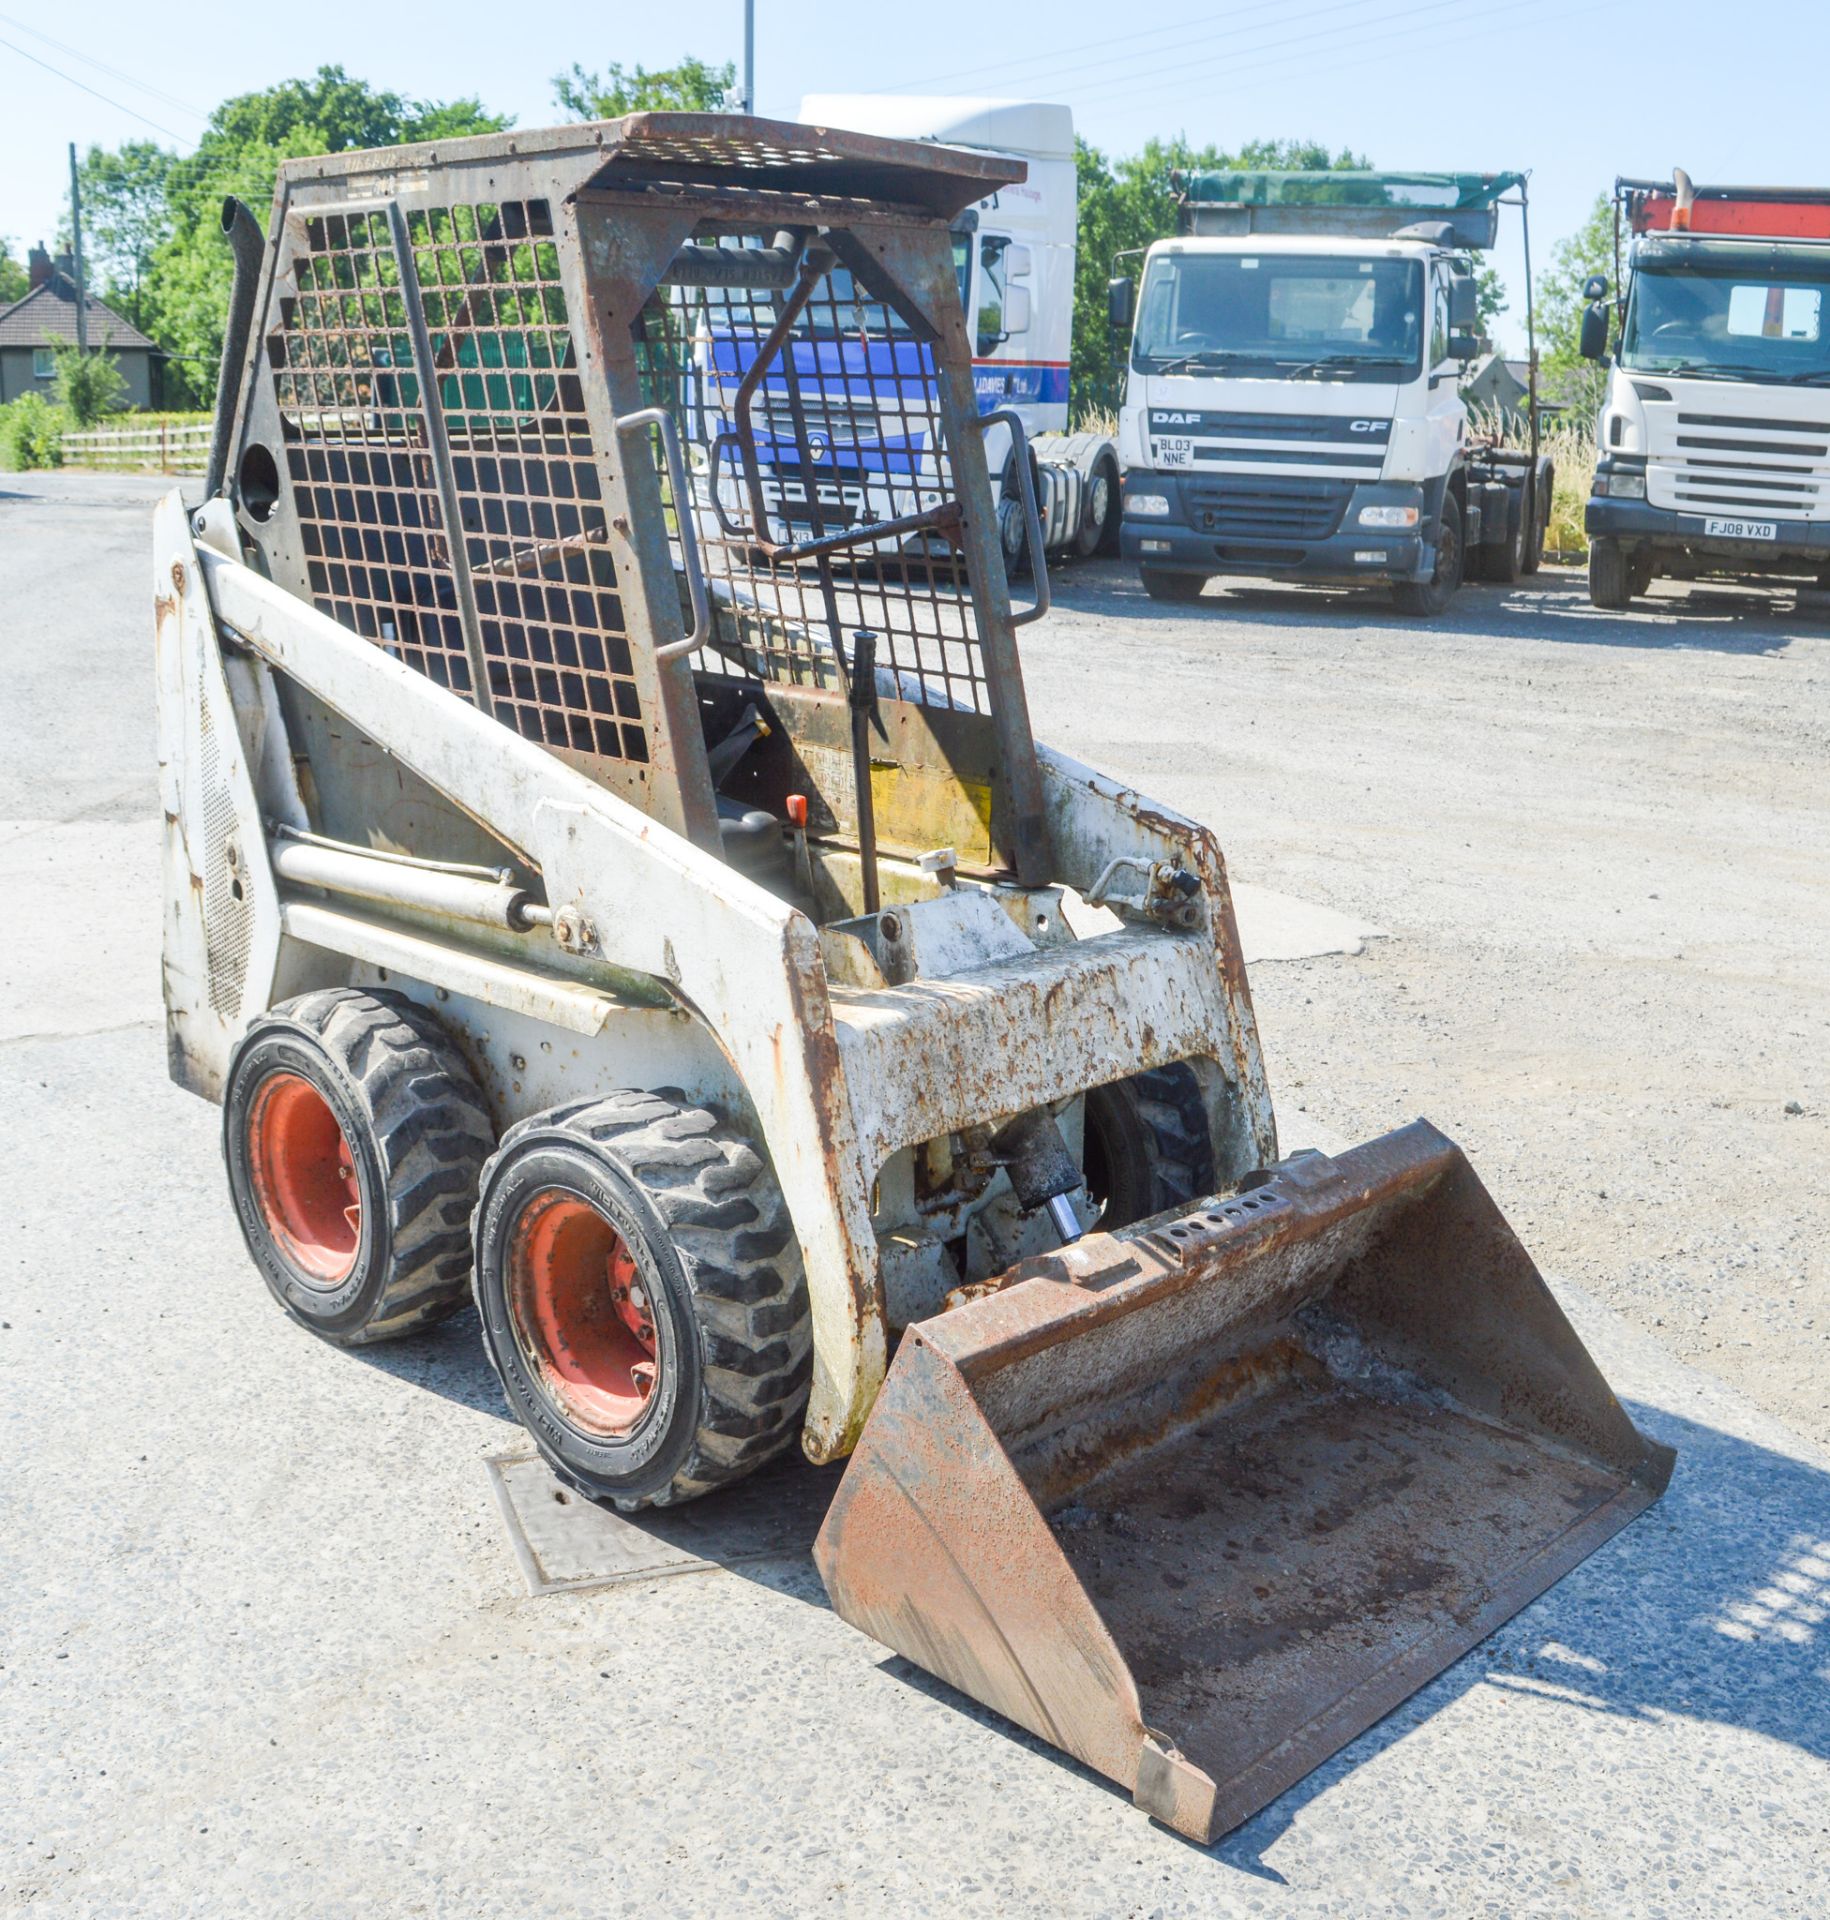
815 1120 1674 1843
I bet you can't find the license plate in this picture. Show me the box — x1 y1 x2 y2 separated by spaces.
1154 436 1195 471
1704 516 1777 541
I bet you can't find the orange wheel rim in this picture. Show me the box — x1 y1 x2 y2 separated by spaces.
509 1192 659 1436
247 1072 361 1285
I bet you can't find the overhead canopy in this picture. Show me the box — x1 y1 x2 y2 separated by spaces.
1175 170 1526 249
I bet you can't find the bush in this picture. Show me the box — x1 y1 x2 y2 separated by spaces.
50 340 128 427
0 393 67 469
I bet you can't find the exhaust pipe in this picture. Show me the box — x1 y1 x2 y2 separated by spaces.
205 196 267 500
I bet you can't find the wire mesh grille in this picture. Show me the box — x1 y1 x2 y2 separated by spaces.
274 209 470 693
635 235 993 715
407 201 646 764
273 201 647 763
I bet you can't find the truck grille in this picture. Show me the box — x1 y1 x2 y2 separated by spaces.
1185 476 1354 543
1651 410 1830 520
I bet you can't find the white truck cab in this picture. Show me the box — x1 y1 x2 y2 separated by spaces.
1582 173 1830 607
1111 170 1550 613
796 94 1122 562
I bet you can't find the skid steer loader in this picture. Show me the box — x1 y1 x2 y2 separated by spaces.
157 114 1672 1842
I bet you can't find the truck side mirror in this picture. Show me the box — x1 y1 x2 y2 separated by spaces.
1107 275 1135 334
1448 271 1479 332
1002 283 1031 337
1579 302 1610 362
1448 331 1481 363
1581 272 1610 303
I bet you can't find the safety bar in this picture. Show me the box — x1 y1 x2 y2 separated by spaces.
976 407 1051 626
617 406 711 662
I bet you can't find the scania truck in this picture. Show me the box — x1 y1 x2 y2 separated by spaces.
1581 172 1830 608
1110 171 1552 613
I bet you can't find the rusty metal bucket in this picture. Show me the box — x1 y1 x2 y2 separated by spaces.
814 1120 1673 1842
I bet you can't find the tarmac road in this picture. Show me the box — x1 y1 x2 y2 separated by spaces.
3 471 1827 1918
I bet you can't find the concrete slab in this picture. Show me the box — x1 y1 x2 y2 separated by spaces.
1231 880 1389 963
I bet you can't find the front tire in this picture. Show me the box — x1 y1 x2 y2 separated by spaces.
223 989 495 1345
1589 535 1635 609
472 1091 811 1511
1141 565 1207 604
1392 493 1463 616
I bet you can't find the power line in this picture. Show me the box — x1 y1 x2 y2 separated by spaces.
0 34 188 142
0 13 208 119
881 0 1393 98
1067 0 1563 115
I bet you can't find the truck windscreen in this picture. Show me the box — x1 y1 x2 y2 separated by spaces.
1133 252 1424 380
1622 258 1830 383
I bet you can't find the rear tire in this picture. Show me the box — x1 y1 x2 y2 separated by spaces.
1520 465 1551 574
1589 536 1635 609
1392 493 1463 616
1478 494 1525 584
1141 565 1206 604
1076 453 1120 558
472 1090 811 1511
1082 1064 1217 1231
223 989 495 1345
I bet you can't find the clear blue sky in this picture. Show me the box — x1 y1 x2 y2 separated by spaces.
1 0 1819 354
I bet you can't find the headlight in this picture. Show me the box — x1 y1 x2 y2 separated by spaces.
1594 469 1647 500
1125 492 1171 517
1358 504 1419 529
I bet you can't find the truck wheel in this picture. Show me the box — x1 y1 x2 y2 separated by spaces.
472 1091 812 1511
1478 495 1525 584
1082 1063 1216 1230
1520 464 1552 574
1630 552 1656 597
1141 566 1207 604
1076 452 1121 559
223 989 495 1345
1392 494 1463 616
1588 537 1635 609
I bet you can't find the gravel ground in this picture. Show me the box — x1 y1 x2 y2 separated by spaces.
3 472 1827 1917
1024 559 1830 1452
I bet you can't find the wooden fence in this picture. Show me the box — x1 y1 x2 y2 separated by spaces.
61 420 212 474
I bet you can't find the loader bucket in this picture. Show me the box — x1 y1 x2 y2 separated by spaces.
814 1120 1673 1842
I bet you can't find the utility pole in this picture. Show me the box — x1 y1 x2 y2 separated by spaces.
742 0 755 115
68 141 88 352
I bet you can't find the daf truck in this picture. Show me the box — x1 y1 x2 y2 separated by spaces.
1581 172 1830 608
1110 171 1552 613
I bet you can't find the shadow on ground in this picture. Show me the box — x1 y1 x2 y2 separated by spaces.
1054 559 1824 657
364 1303 1830 1882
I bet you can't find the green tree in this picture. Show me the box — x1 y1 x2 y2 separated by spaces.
1535 191 1615 414
554 57 735 120
0 237 28 307
1072 136 1370 418
138 67 510 405
50 337 127 424
73 141 177 329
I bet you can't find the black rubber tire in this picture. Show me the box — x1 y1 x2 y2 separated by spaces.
1141 565 1207 604
1630 551 1657 598
223 988 495 1345
472 1090 812 1511
1081 1063 1217 1232
1392 493 1463 616
1076 452 1121 558
1478 493 1525 585
1589 535 1634 609
1520 465 1551 575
